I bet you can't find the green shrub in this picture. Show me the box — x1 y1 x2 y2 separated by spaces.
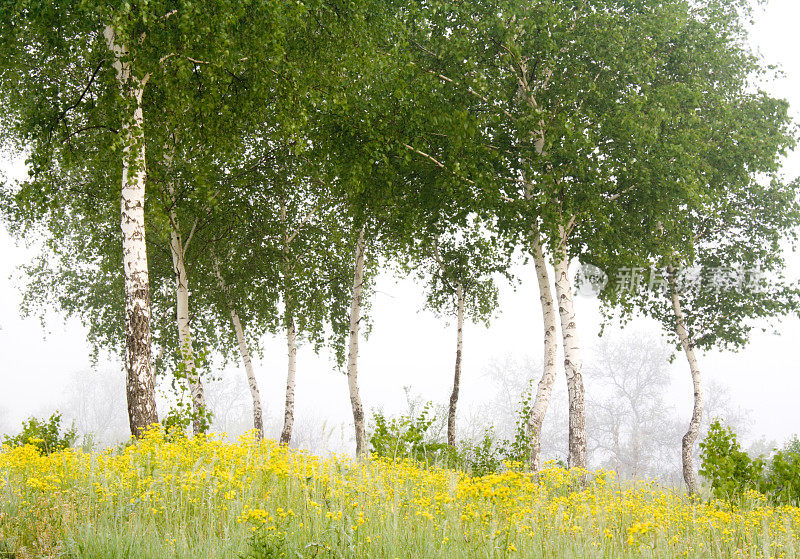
459 385 538 476
461 429 503 476
700 420 800 505
241 532 290 559
2 412 77 455
367 388 539 477
764 437 800 505
368 403 453 465
699 420 765 500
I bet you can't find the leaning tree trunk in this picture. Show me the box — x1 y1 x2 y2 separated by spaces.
212 254 264 439
446 282 465 447
526 231 559 471
104 25 158 437
279 312 298 445
347 226 367 456
669 270 704 494
552 233 587 470
169 213 207 435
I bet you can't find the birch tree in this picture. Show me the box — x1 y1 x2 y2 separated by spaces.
405 0 680 469
584 5 799 490
596 177 800 492
0 0 283 436
403 225 505 447
1 0 389 437
201 135 357 445
403 0 796 472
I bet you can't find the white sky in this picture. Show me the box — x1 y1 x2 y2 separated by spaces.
1 0 799 449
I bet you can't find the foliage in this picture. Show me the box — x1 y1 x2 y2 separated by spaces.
2 412 77 456
767 438 800 505
699 420 766 500
162 355 213 437
368 388 538 477
461 429 503 478
368 403 453 465
700 421 800 506
460 387 537 476
241 532 290 559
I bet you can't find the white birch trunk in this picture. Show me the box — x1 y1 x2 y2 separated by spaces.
279 313 297 445
347 225 367 456
212 254 264 439
669 271 704 494
526 232 559 471
521 122 558 471
168 216 206 435
446 281 465 447
104 25 158 437
278 200 298 445
552 231 588 469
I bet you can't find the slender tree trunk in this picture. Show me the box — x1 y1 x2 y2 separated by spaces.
526 232 559 471
278 199 298 445
669 270 703 494
446 282 465 447
168 206 206 435
347 225 367 456
280 312 297 445
212 254 264 439
104 25 158 437
552 232 587 469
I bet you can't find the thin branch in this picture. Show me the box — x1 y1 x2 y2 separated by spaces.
286 205 320 245
381 50 515 120
57 60 105 123
607 184 637 202
402 143 476 186
182 216 200 255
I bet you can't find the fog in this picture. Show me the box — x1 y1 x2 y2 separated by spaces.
1 0 799 475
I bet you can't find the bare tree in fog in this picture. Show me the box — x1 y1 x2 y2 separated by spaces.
584 334 754 484
463 355 569 463
702 379 752 437
60 368 130 447
585 335 682 479
205 373 259 438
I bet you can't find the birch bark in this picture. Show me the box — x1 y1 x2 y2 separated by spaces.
168 211 207 434
669 269 704 494
212 254 264 439
104 25 158 437
279 313 298 445
279 200 298 445
446 281 465 447
347 225 367 456
552 230 588 469
526 231 559 471
518 108 559 471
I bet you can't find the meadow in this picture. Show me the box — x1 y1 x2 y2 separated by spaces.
1 428 798 558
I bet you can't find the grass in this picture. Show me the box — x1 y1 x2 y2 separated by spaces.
1 428 798 558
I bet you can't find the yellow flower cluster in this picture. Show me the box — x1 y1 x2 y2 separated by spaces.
1 427 798 558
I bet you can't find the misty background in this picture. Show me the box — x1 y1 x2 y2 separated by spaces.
1 0 799 484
